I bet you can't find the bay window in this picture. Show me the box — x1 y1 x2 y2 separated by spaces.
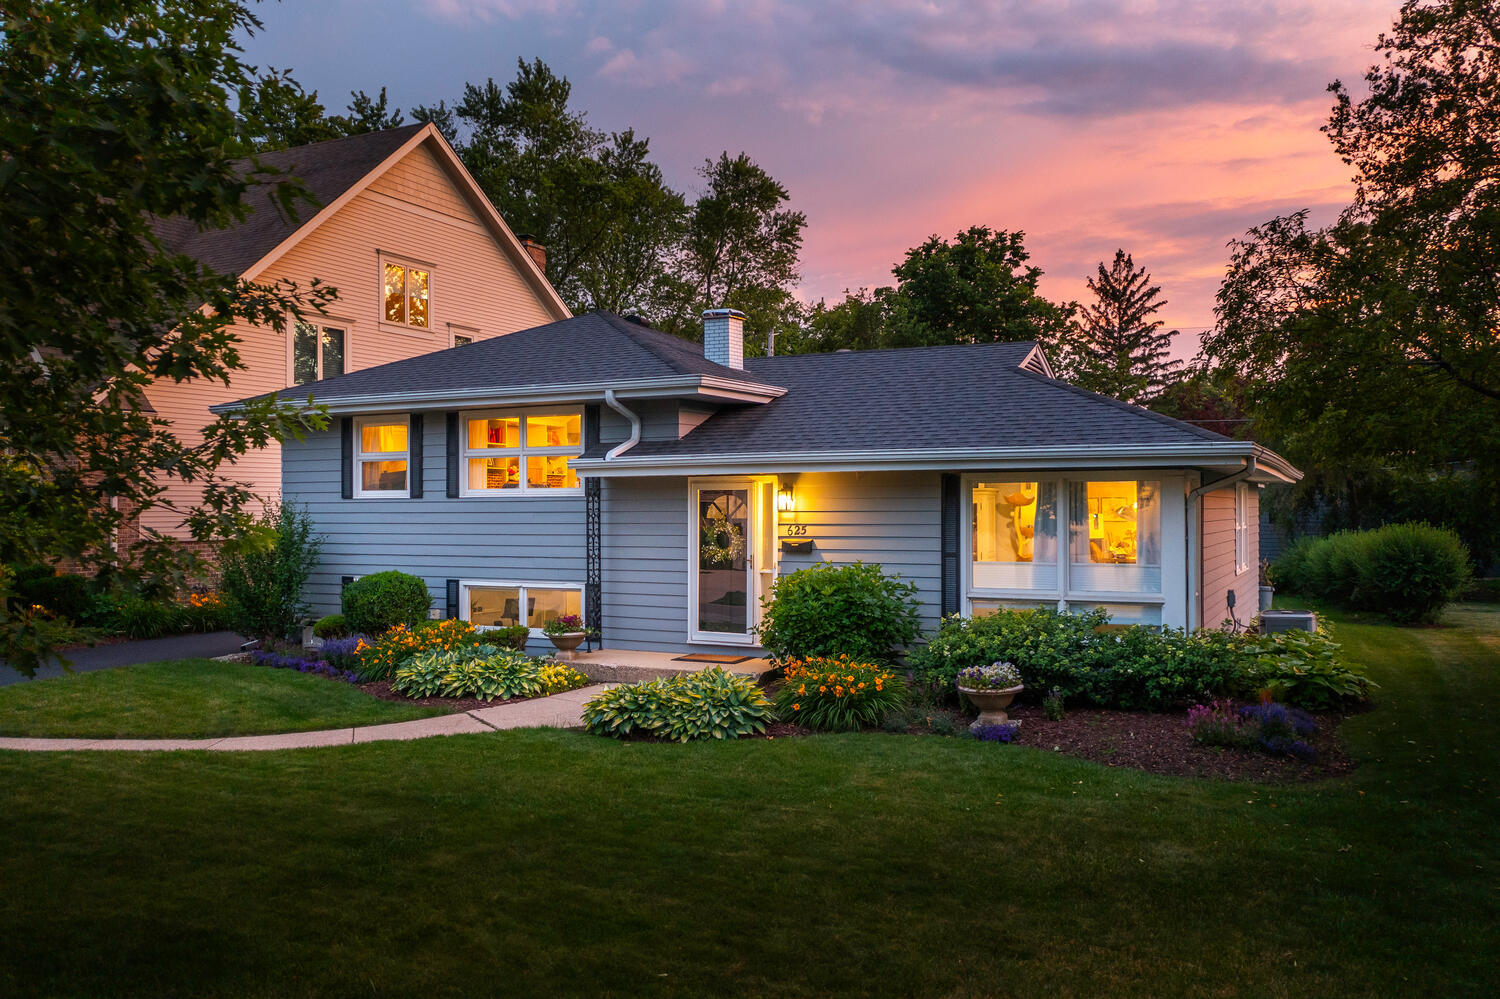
461 581 582 634
461 409 581 495
354 418 409 497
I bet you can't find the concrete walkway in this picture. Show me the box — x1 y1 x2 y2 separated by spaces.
0 684 605 752
0 631 247 687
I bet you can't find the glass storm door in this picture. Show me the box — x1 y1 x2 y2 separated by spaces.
691 480 775 644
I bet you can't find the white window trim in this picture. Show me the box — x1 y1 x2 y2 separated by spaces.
287 314 355 385
961 472 1179 621
1234 482 1251 575
458 407 583 498
352 415 411 499
686 475 779 647
448 322 479 348
377 251 435 335
458 579 584 637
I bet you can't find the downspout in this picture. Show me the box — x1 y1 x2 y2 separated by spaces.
603 389 640 460
1186 457 1256 631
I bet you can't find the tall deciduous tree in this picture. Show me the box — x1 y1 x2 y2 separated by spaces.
1054 250 1181 403
1204 0 1500 484
1 0 332 673
882 226 1074 349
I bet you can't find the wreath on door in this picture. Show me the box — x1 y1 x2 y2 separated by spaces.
699 511 745 567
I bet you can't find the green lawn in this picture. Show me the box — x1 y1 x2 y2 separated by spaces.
0 608 1497 997
0 659 443 737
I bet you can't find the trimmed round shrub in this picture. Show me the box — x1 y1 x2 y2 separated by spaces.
312 614 348 639
1271 537 1317 594
1356 523 1470 623
757 561 921 663
1303 530 1368 605
342 571 431 635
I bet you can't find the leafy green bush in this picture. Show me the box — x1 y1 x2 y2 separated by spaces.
14 571 92 622
391 645 571 701
178 592 229 632
1240 627 1374 709
774 655 907 732
353 619 481 681
219 503 322 643
342 571 430 635
1357 523 1470 623
113 595 178 639
582 667 775 742
312 614 348 639
1273 522 1470 623
757 561 921 663
489 624 531 651
910 608 1244 711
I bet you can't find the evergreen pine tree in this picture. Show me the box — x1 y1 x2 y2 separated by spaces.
1055 249 1182 403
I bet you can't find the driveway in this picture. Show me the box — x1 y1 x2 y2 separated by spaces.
0 631 247 687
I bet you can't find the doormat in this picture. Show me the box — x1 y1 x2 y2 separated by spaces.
671 653 755 665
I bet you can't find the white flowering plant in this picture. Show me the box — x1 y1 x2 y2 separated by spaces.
955 660 1024 690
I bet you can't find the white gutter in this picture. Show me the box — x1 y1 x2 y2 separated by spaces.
603 389 641 460
1187 456 1256 502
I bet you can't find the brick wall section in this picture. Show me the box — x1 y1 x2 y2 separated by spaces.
139 141 561 539
1201 486 1259 629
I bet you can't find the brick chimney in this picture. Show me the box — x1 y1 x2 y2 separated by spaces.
515 234 548 273
702 308 746 369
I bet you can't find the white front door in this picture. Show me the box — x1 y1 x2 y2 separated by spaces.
690 478 777 645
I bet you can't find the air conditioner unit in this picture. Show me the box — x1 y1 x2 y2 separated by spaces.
1259 609 1318 634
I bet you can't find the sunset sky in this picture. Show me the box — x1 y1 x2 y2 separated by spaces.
245 1 1396 354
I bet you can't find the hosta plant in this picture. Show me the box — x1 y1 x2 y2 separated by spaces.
775 655 907 732
391 646 570 701
582 667 775 742
1240 627 1373 710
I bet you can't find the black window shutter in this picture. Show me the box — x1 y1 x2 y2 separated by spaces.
446 412 460 498
584 404 601 453
446 579 460 619
409 413 424 498
340 418 354 499
940 473 960 618
340 576 354 611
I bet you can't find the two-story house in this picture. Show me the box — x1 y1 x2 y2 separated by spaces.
143 123 569 543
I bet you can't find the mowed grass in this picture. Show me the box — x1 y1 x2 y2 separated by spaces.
0 659 443 737
0 608 1497 997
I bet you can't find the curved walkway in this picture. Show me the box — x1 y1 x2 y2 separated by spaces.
0 684 604 752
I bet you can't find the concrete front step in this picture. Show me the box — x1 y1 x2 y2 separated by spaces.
568 649 775 685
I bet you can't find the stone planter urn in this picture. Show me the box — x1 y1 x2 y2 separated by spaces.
547 631 587 661
957 683 1025 732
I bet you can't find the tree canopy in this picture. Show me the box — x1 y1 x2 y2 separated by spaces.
1052 250 1181 404
1 0 331 673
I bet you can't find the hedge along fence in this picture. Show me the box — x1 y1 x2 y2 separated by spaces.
1274 522 1471 623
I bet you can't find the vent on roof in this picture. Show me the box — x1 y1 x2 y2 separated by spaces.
1019 345 1055 377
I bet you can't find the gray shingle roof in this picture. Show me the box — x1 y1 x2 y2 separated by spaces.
233 312 771 407
581 341 1229 458
152 124 426 276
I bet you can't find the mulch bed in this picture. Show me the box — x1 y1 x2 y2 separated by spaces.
999 702 1355 782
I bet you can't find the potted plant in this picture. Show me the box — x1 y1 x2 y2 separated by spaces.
542 614 589 659
955 661 1025 732
1259 559 1275 613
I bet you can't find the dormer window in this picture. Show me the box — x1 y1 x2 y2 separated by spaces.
382 256 430 329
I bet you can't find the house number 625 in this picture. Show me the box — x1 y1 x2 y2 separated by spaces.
784 524 808 536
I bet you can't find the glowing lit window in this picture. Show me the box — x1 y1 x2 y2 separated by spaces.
1068 480 1161 594
970 481 1058 591
461 410 581 495
382 260 430 329
462 582 583 633
292 321 345 384
354 418 409 497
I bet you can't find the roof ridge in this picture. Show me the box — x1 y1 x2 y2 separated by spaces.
246 123 426 166
596 312 698 375
1008 367 1231 442
748 340 1036 365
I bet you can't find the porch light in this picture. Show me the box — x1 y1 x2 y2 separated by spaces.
777 485 795 513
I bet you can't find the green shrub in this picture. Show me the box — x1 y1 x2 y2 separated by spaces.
910 608 1245 712
775 655 908 732
312 614 348 640
582 667 775 742
342 571 430 635
219 503 322 643
1240 627 1374 709
489 624 531 651
1272 537 1317 594
353 619 480 681
1356 523 1470 623
178 592 229 633
114 595 178 639
15 572 92 622
391 645 568 701
757 561 921 663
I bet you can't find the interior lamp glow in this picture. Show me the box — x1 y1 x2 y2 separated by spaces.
777 486 795 513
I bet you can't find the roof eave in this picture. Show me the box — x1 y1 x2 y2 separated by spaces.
209 373 787 416
571 442 1282 477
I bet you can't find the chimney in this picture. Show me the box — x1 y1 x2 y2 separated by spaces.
702 308 746 369
515 234 548 273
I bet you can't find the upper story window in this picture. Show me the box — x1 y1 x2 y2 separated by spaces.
461 409 581 495
292 321 346 384
382 258 430 329
355 418 409 497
